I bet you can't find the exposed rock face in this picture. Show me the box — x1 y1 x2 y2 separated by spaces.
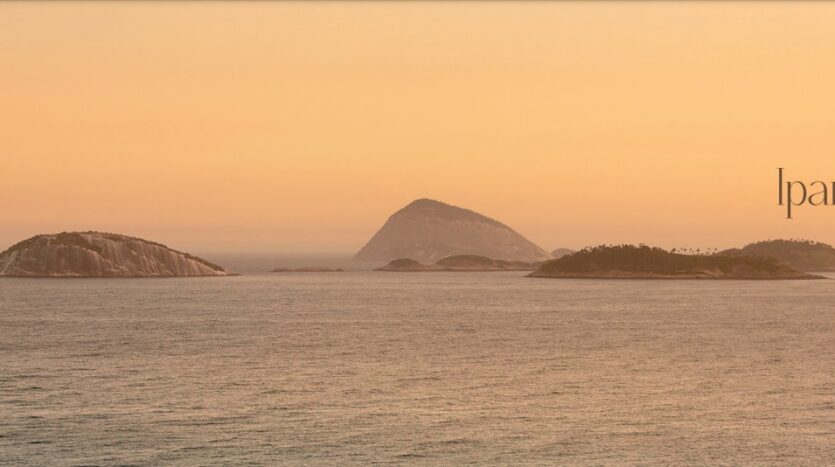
355 199 549 263
376 255 539 272
551 248 575 259
720 239 835 272
0 232 233 277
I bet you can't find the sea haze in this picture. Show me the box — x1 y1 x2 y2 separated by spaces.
196 253 362 274
1 273 834 465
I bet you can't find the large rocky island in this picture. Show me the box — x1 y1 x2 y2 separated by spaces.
0 232 234 277
529 245 823 279
376 255 541 272
354 198 550 263
720 239 835 272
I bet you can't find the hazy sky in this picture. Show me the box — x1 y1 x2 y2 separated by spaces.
3 1 835 254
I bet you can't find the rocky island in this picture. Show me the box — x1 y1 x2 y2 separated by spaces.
0 232 234 277
376 255 540 272
529 245 823 279
720 239 835 272
354 198 550 264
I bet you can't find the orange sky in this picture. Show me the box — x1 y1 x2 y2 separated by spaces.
3 1 835 254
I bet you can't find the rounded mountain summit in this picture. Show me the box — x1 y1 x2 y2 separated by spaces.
354 199 550 263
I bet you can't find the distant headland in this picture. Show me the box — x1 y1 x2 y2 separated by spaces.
551 248 575 259
0 232 234 277
529 244 824 280
376 254 541 272
720 239 835 272
270 267 343 273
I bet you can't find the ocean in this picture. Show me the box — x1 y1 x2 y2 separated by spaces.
1 271 834 465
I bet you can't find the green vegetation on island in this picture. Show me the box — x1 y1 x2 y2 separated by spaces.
529 244 823 279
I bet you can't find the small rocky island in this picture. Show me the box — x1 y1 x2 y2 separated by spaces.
720 239 835 272
376 255 541 272
270 267 343 273
529 245 824 279
0 232 234 277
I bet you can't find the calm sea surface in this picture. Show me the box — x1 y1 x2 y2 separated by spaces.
1 272 834 465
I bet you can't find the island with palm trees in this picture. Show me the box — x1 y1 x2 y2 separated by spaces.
528 244 824 279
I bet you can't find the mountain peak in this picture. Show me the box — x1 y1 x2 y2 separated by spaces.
403 198 443 208
354 199 549 263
